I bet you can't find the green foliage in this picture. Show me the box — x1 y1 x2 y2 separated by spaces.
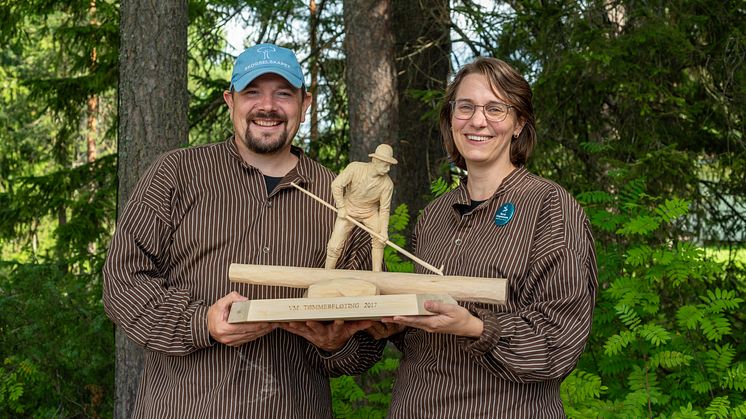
0 2 118 414
566 179 745 418
0 259 114 417
0 357 38 416
331 345 400 418
429 174 460 200
383 204 414 274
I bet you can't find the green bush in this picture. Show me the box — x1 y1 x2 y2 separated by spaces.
564 180 745 418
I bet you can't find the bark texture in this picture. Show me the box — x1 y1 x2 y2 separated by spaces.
393 0 451 236
115 0 188 417
343 0 398 163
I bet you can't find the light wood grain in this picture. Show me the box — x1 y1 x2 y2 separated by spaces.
306 279 380 298
229 263 506 305
228 294 458 323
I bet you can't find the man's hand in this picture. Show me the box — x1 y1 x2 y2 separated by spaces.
382 300 483 338
207 291 277 347
337 206 348 220
281 320 373 352
365 321 405 340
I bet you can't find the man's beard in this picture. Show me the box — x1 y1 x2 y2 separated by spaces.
241 111 290 154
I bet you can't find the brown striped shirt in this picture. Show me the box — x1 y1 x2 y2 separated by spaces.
389 167 597 418
103 137 384 418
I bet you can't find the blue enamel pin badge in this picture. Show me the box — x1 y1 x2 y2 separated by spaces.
494 202 515 226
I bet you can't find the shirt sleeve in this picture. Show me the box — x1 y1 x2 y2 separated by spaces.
102 154 213 356
458 192 598 383
312 331 387 377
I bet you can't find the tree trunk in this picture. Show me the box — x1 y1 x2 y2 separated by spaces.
87 0 98 163
392 0 451 238
115 0 188 418
342 0 398 163
309 0 320 159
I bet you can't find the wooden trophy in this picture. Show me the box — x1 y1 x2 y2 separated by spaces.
228 145 506 323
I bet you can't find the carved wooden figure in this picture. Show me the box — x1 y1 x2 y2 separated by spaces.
325 144 397 272
226 144 507 323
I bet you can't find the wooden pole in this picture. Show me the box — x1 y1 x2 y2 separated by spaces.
290 182 444 275
229 264 506 305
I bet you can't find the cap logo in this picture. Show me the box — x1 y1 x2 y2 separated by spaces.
256 45 276 60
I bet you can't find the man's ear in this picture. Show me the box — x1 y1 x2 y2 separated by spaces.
300 91 312 123
223 90 234 105
223 90 234 118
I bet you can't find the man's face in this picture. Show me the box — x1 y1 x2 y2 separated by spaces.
372 159 391 175
223 73 311 155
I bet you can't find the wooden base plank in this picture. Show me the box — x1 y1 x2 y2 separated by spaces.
228 294 457 323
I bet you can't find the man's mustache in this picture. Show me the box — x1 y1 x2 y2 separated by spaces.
247 111 286 122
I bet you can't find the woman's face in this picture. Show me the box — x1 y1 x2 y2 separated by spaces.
451 73 524 170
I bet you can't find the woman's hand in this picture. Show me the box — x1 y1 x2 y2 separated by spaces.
382 300 483 338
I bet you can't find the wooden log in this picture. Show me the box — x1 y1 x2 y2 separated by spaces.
229 264 507 305
306 279 380 298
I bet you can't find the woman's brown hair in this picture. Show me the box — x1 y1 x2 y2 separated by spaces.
440 57 536 170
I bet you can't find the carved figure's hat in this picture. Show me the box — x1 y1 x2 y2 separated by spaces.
369 144 398 165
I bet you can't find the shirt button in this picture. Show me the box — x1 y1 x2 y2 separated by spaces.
454 238 462 246
267 201 273 208
262 246 270 254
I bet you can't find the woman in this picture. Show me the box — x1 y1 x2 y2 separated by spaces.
381 57 598 418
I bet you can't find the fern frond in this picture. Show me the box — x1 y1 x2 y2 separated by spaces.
666 264 693 287
608 276 653 308
700 288 743 314
588 209 625 233
704 396 730 419
649 351 693 369
577 190 614 205
720 363 746 392
616 305 642 330
670 402 702 419
430 177 450 198
731 400 746 419
561 370 606 403
617 215 660 236
689 371 714 394
676 305 703 330
703 344 735 373
330 375 365 402
622 390 650 414
619 178 647 208
388 204 410 232
626 245 653 267
638 324 671 346
604 330 637 356
699 313 732 342
655 198 690 223
675 241 705 262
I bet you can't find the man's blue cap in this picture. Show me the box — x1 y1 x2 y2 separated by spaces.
230 43 305 92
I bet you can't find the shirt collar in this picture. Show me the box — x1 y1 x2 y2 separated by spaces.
223 136 315 190
451 166 530 206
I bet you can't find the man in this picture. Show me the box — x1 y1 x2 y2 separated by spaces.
325 144 397 272
103 43 384 418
